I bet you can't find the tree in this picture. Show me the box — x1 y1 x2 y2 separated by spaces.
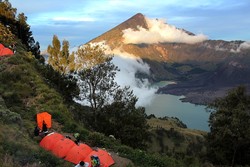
16 12 40 56
46 35 78 102
206 86 250 166
48 35 61 71
98 86 149 148
0 0 16 26
0 22 15 46
0 1 40 57
47 35 74 74
76 44 149 148
77 44 119 113
0 0 17 46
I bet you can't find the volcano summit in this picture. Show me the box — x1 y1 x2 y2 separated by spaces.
88 13 250 104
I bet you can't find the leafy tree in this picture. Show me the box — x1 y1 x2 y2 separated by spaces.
76 44 149 148
0 0 17 46
46 35 79 102
206 86 250 166
0 0 16 25
48 35 61 71
98 86 149 148
47 35 74 74
0 22 15 46
77 44 118 115
31 41 41 60
75 44 108 71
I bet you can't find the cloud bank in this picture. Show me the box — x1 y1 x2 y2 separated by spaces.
123 17 208 44
88 41 157 106
230 41 250 53
75 42 157 107
111 55 156 107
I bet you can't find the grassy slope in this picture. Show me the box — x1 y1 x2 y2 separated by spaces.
147 118 207 160
0 49 74 166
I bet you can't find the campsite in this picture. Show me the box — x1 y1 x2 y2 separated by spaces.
37 112 115 167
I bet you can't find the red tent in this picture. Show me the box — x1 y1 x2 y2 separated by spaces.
51 138 76 158
64 143 93 164
0 44 14 56
36 112 52 130
84 148 115 167
40 132 64 150
0 44 4 50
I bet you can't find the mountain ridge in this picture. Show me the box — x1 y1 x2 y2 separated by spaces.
86 13 250 104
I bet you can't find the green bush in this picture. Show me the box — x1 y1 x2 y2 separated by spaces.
61 121 78 132
38 149 67 167
87 132 108 147
78 128 90 141
0 109 22 124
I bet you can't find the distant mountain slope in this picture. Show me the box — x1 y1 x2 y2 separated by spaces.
89 13 246 62
87 13 250 104
90 13 148 49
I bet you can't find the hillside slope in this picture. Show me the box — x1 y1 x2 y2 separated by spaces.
0 46 208 167
0 50 73 166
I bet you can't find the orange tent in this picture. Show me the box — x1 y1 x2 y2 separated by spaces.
51 138 76 158
0 43 14 56
84 148 115 167
0 44 4 50
40 132 64 150
64 143 93 164
36 112 52 130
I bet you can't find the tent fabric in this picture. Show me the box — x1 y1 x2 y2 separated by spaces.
0 44 14 56
0 44 4 50
64 143 93 164
40 132 64 150
36 112 52 130
51 138 76 158
39 132 115 167
84 148 115 167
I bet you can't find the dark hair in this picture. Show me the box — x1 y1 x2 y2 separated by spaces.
79 161 85 166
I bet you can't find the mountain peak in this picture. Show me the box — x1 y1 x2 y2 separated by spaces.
130 13 145 22
89 13 148 45
120 13 148 30
134 13 144 17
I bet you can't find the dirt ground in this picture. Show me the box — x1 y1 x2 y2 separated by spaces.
109 151 134 167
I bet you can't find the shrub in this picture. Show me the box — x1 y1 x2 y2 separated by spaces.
87 132 108 147
61 121 78 133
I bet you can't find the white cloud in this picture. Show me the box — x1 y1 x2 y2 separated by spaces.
238 41 250 50
230 41 250 53
88 41 156 107
112 56 156 107
122 17 208 44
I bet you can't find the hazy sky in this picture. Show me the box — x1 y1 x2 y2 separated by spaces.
8 0 250 51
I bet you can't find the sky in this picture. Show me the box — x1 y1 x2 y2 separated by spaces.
8 0 250 51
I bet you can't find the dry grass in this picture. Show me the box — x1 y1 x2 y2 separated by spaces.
146 118 207 155
147 117 206 136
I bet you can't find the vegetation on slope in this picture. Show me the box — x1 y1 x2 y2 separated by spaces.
0 50 74 167
0 48 204 167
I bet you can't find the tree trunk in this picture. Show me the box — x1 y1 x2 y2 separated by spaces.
231 145 238 167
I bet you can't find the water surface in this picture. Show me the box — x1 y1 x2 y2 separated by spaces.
145 81 210 131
